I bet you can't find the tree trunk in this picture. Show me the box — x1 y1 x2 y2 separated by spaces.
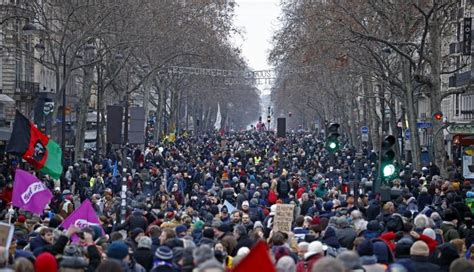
363 76 380 152
74 62 94 161
402 58 422 171
429 11 447 177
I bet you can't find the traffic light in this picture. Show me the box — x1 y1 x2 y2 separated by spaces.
381 135 397 180
433 111 443 121
267 115 271 123
325 123 340 152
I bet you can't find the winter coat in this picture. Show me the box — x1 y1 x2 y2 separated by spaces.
336 225 357 249
440 222 460 242
409 255 440 272
133 248 154 271
234 234 254 255
417 192 432 211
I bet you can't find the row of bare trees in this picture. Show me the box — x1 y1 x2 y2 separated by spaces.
25 0 259 160
270 0 469 174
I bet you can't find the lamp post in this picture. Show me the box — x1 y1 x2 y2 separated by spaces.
61 50 66 164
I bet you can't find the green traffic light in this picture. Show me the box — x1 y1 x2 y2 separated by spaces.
328 142 337 149
383 164 396 177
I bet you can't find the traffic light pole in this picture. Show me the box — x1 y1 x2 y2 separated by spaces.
374 85 386 194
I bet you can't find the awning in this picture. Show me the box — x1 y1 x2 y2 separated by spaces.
0 94 15 103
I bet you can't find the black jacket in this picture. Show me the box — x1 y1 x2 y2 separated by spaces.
410 256 440 272
134 248 154 271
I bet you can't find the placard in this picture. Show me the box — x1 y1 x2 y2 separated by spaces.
0 222 14 258
273 204 294 233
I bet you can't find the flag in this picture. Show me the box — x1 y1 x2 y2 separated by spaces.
223 200 236 214
112 161 118 177
6 111 63 179
11 169 53 215
214 103 221 130
60 199 103 232
233 240 276 272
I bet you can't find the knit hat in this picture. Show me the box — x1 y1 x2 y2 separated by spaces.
155 246 173 261
175 224 188 236
17 215 26 223
253 221 264 230
35 252 58 272
357 239 374 257
193 220 205 230
422 228 436 240
138 236 152 249
410 241 429 257
131 227 144 239
395 237 414 258
107 241 129 260
217 224 231 233
304 241 327 259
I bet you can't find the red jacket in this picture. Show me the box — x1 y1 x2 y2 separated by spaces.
418 234 438 254
379 231 397 252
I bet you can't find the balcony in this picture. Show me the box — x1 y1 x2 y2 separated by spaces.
15 81 40 95
448 71 472 88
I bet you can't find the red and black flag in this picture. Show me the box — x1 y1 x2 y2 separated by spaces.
6 111 63 179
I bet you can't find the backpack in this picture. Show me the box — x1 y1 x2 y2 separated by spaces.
268 190 277 204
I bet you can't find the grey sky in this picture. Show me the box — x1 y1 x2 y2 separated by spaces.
233 0 281 71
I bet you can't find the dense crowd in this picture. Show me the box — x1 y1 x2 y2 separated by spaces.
0 131 473 272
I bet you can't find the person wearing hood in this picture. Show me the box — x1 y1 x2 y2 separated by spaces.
322 227 341 257
356 239 387 272
296 241 326 272
335 216 356 249
372 239 394 266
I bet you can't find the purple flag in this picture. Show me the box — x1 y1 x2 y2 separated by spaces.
60 199 103 232
12 169 53 215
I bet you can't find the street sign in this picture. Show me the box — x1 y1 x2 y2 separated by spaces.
361 134 369 142
405 129 410 140
361 126 369 134
416 122 432 129
43 102 54 115
447 123 474 134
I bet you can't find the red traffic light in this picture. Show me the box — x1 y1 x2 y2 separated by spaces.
433 112 443 121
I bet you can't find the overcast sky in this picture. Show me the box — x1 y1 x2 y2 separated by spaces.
232 0 282 71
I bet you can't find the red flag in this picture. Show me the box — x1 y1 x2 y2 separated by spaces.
233 240 276 272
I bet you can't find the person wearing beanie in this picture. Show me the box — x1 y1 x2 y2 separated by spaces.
134 236 153 271
127 227 145 251
440 208 460 242
296 241 325 272
107 241 146 272
395 238 413 260
409 240 439 272
175 224 188 238
356 239 387 272
152 246 175 272
35 252 57 272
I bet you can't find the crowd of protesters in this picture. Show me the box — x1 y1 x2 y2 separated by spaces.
0 130 473 272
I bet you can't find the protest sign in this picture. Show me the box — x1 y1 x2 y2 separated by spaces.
273 204 294 233
0 223 14 258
